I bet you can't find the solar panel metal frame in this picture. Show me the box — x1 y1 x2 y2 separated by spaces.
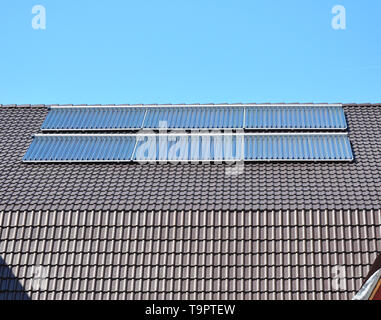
22 134 137 163
244 106 347 131
141 106 245 130
132 133 246 162
49 104 343 107
42 104 346 131
41 106 147 132
22 133 353 163
244 132 353 162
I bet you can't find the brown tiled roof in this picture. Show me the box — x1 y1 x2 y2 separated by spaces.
0 103 380 300
0 209 380 300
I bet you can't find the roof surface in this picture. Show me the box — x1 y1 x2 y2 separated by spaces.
0 209 380 300
1 104 381 212
0 103 380 300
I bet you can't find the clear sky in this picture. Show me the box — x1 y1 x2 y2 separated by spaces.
1 0 380 105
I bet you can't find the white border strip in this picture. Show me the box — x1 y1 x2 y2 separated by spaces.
33 132 350 137
23 159 353 163
49 104 343 109
40 127 347 132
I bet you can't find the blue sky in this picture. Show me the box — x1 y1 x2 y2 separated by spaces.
1 0 380 104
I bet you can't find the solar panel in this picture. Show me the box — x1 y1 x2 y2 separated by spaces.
133 134 244 161
23 133 353 162
244 106 347 130
244 133 353 161
142 106 244 129
41 105 347 131
23 135 136 162
41 107 146 130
